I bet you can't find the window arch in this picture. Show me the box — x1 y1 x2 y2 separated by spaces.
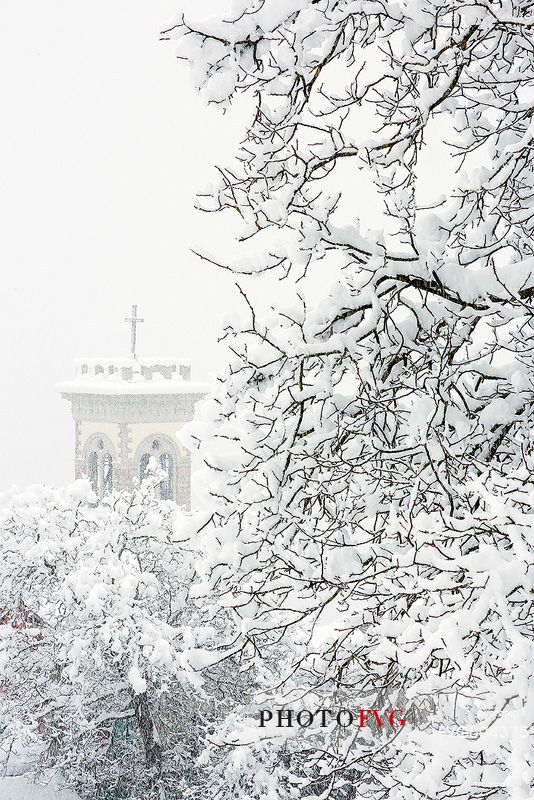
136 435 177 501
84 435 115 498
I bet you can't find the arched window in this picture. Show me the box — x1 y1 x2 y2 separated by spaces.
137 436 176 501
85 436 114 498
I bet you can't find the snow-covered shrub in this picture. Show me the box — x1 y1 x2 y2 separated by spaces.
0 478 241 800
167 1 534 797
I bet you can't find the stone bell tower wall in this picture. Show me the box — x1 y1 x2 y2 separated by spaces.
57 357 209 510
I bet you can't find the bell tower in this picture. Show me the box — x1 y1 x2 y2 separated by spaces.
56 307 208 509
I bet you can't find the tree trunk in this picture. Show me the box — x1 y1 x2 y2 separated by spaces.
131 690 163 794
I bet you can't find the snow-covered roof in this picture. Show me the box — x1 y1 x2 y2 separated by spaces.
55 358 211 397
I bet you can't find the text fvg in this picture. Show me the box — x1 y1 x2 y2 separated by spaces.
258 709 407 729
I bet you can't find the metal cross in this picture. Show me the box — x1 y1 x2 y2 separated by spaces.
124 305 144 360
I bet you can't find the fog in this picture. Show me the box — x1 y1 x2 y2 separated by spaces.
0 1 247 489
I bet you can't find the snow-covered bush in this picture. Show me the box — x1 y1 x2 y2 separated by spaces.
0 478 240 800
167 1 534 798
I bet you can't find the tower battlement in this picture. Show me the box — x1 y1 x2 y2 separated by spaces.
73 357 192 383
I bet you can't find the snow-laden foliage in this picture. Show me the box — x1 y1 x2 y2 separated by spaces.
168 1 534 798
0 479 240 800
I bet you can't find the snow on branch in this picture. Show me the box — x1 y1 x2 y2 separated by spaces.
168 2 534 798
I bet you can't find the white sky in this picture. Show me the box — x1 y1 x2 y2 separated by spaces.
0 1 248 490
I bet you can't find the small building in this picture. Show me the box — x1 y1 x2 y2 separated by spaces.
56 308 209 509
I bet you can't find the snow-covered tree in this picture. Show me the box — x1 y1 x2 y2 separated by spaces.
167 2 534 798
0 478 238 800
